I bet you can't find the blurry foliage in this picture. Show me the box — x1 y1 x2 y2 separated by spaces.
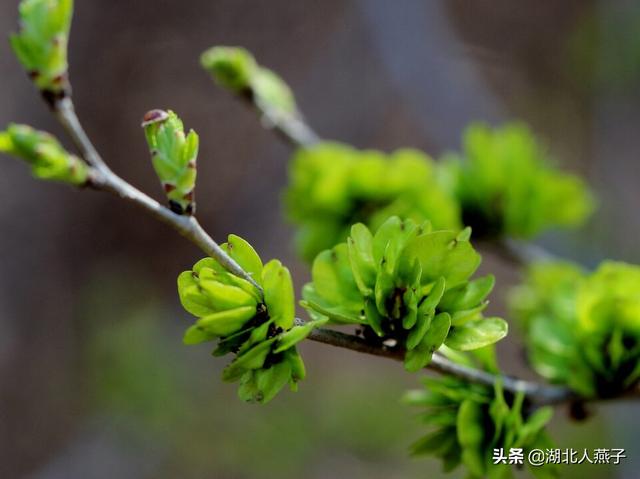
201 46 297 117
511 261 640 398
285 142 460 261
405 376 555 478
441 122 594 239
0 123 88 184
302 216 507 372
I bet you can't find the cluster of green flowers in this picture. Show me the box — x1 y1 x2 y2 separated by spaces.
285 143 460 261
178 234 325 403
441 122 594 238
510 260 640 398
11 0 73 99
0 123 88 185
302 216 507 371
405 373 554 478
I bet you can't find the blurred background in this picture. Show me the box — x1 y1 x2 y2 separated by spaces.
1 0 640 477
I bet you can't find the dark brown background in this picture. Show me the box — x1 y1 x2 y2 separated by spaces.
1 1 639 478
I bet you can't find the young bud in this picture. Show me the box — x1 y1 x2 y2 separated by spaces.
200 46 257 92
10 0 74 102
0 124 88 185
201 45 296 117
141 109 198 215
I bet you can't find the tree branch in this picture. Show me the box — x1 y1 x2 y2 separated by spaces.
237 90 320 148
51 96 263 295
299 321 573 406
46 93 637 411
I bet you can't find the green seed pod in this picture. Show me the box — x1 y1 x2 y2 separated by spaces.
142 109 198 215
0 123 88 185
11 0 74 101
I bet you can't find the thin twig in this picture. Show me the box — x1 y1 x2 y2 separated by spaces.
239 90 320 148
52 96 263 294
300 322 573 406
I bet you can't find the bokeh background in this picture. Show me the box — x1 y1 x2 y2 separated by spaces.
1 1 640 478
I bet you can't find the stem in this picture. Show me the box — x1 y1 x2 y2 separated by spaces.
239 90 320 148
52 97 263 294
300 322 573 406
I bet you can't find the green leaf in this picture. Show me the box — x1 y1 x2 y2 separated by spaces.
309 245 361 306
457 399 488 477
224 234 264 280
404 231 481 288
404 312 451 372
195 306 257 337
273 319 327 353
516 407 553 447
439 275 495 311
222 339 276 382
262 259 295 329
410 428 456 456
445 317 508 351
198 273 258 310
347 224 376 296
300 298 363 324
405 310 433 351
284 348 306 384
254 361 292 403
183 325 217 345
363 297 385 336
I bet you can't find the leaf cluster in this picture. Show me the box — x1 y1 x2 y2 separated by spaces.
405 374 555 478
511 261 640 397
178 234 324 403
302 217 507 371
441 122 594 238
285 142 461 261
